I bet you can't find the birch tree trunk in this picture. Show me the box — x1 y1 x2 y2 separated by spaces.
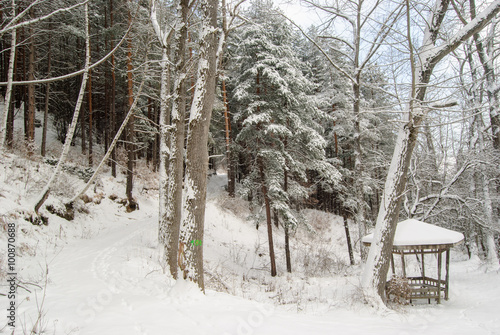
469 0 500 150
150 0 174 253
158 45 171 245
0 0 16 151
162 0 189 279
33 2 91 213
70 77 146 204
178 0 219 290
475 117 500 267
361 0 500 306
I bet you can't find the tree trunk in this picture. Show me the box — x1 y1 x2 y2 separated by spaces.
353 80 367 260
475 115 500 267
88 68 93 166
158 46 171 244
179 0 219 291
41 29 51 157
34 2 91 213
147 97 152 165
469 0 500 150
222 76 235 197
285 225 292 273
125 1 135 210
0 0 16 150
162 0 189 279
26 8 35 156
109 0 117 178
259 157 277 277
80 105 86 154
103 6 109 156
284 169 292 272
344 215 355 265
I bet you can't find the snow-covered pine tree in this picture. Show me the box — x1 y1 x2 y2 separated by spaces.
229 0 339 276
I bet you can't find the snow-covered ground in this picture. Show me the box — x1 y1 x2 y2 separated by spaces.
1 144 500 334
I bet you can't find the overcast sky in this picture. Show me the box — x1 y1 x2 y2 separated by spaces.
275 0 325 28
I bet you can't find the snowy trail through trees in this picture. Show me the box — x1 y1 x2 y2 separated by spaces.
11 194 499 334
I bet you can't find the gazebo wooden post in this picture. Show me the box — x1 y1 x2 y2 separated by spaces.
391 253 395 275
437 250 442 304
421 250 425 278
421 250 429 303
445 248 450 300
401 252 406 277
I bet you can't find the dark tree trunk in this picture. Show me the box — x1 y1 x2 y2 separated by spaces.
110 0 117 178
259 157 277 277
41 29 51 157
27 18 35 156
125 1 135 209
285 225 291 273
222 77 235 197
88 66 93 166
80 102 86 153
343 215 355 265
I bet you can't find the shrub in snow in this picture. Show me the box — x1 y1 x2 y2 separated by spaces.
386 275 410 305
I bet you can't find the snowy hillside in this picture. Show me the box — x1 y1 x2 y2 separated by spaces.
1 149 500 335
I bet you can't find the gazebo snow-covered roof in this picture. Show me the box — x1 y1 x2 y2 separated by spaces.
362 219 464 304
362 219 464 249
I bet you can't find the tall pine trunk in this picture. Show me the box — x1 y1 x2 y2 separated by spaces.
259 157 277 277
125 1 135 210
88 65 93 165
222 77 235 197
26 8 35 156
109 0 117 178
41 29 51 157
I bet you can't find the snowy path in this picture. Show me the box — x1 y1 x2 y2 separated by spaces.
13 204 500 335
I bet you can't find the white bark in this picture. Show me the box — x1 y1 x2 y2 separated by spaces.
151 0 174 248
157 0 189 279
158 46 170 245
0 0 17 150
33 2 91 213
476 118 500 268
0 0 87 37
70 77 146 204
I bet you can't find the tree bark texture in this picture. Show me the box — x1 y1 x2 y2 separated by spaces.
0 0 17 150
179 0 219 290
163 0 189 279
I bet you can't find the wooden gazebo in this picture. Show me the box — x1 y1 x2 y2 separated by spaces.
362 219 464 304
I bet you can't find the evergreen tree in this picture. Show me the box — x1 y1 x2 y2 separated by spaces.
229 0 339 275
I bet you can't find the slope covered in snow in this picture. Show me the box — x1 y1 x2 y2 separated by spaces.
0 151 499 335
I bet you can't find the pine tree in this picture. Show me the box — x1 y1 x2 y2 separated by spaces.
230 0 339 275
